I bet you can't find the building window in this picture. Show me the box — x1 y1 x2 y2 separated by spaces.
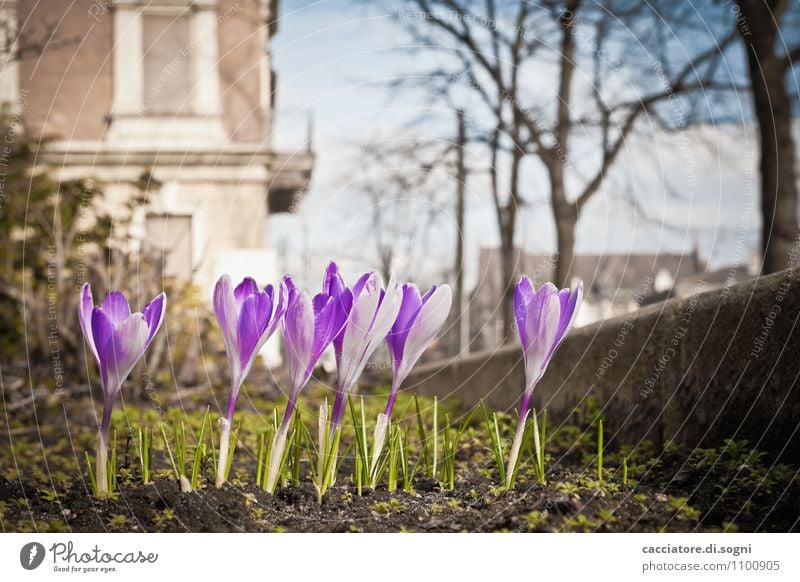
144 213 193 280
142 13 193 114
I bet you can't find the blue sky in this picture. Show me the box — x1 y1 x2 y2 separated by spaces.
268 0 765 289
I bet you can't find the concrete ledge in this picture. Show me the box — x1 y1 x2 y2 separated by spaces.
408 269 800 457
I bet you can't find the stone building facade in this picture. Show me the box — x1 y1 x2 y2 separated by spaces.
2 0 312 294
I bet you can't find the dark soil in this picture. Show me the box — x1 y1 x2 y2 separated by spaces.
2 384 798 533
2 449 797 533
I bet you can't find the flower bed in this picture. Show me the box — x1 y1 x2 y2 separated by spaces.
2 265 797 532
1 392 797 533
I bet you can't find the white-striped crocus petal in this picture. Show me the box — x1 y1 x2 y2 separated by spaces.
213 275 287 420
283 285 316 397
330 272 403 426
78 282 100 365
214 275 240 383
550 281 583 358
337 273 403 392
386 284 452 412
91 309 149 400
521 282 562 393
282 274 351 408
514 276 583 398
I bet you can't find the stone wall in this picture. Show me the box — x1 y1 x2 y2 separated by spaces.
409 268 800 458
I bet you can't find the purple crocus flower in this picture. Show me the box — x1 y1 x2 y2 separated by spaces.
78 283 166 493
505 276 582 487
213 274 287 487
281 268 351 424
264 264 352 492
384 283 452 416
329 270 403 430
369 283 452 482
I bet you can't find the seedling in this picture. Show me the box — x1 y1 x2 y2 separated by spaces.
375 421 419 493
349 396 371 494
360 397 416 491
622 456 628 486
386 424 401 492
160 408 212 492
135 425 153 485
481 400 507 487
597 418 603 481
414 395 439 479
309 400 343 503
439 409 473 490
597 418 604 481
528 408 547 484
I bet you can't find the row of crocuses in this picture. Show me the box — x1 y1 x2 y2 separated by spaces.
78 262 582 496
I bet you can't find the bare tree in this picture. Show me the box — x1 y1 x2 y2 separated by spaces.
734 0 800 274
384 0 735 340
453 109 467 355
347 138 452 282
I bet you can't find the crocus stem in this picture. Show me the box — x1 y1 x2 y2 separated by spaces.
369 413 390 487
96 400 113 495
264 393 299 493
316 402 328 500
519 391 533 423
265 416 292 494
384 380 401 418
96 430 109 495
326 427 342 490
505 405 531 489
370 378 400 487
330 388 347 434
216 417 231 488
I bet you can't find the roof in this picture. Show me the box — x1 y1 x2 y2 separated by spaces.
475 247 706 299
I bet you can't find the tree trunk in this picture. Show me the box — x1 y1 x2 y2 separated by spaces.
552 175 578 288
453 109 467 354
751 61 798 273
499 233 516 343
737 0 799 274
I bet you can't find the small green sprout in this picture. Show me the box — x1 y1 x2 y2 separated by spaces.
349 396 371 495
622 456 628 486
439 409 473 490
481 400 507 487
596 418 604 481
153 508 176 529
527 408 547 484
135 425 153 484
107 514 132 530
309 400 342 503
257 408 301 492
160 408 212 492
40 489 60 502
413 395 440 479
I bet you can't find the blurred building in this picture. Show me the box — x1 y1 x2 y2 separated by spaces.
468 247 719 351
1 0 312 294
